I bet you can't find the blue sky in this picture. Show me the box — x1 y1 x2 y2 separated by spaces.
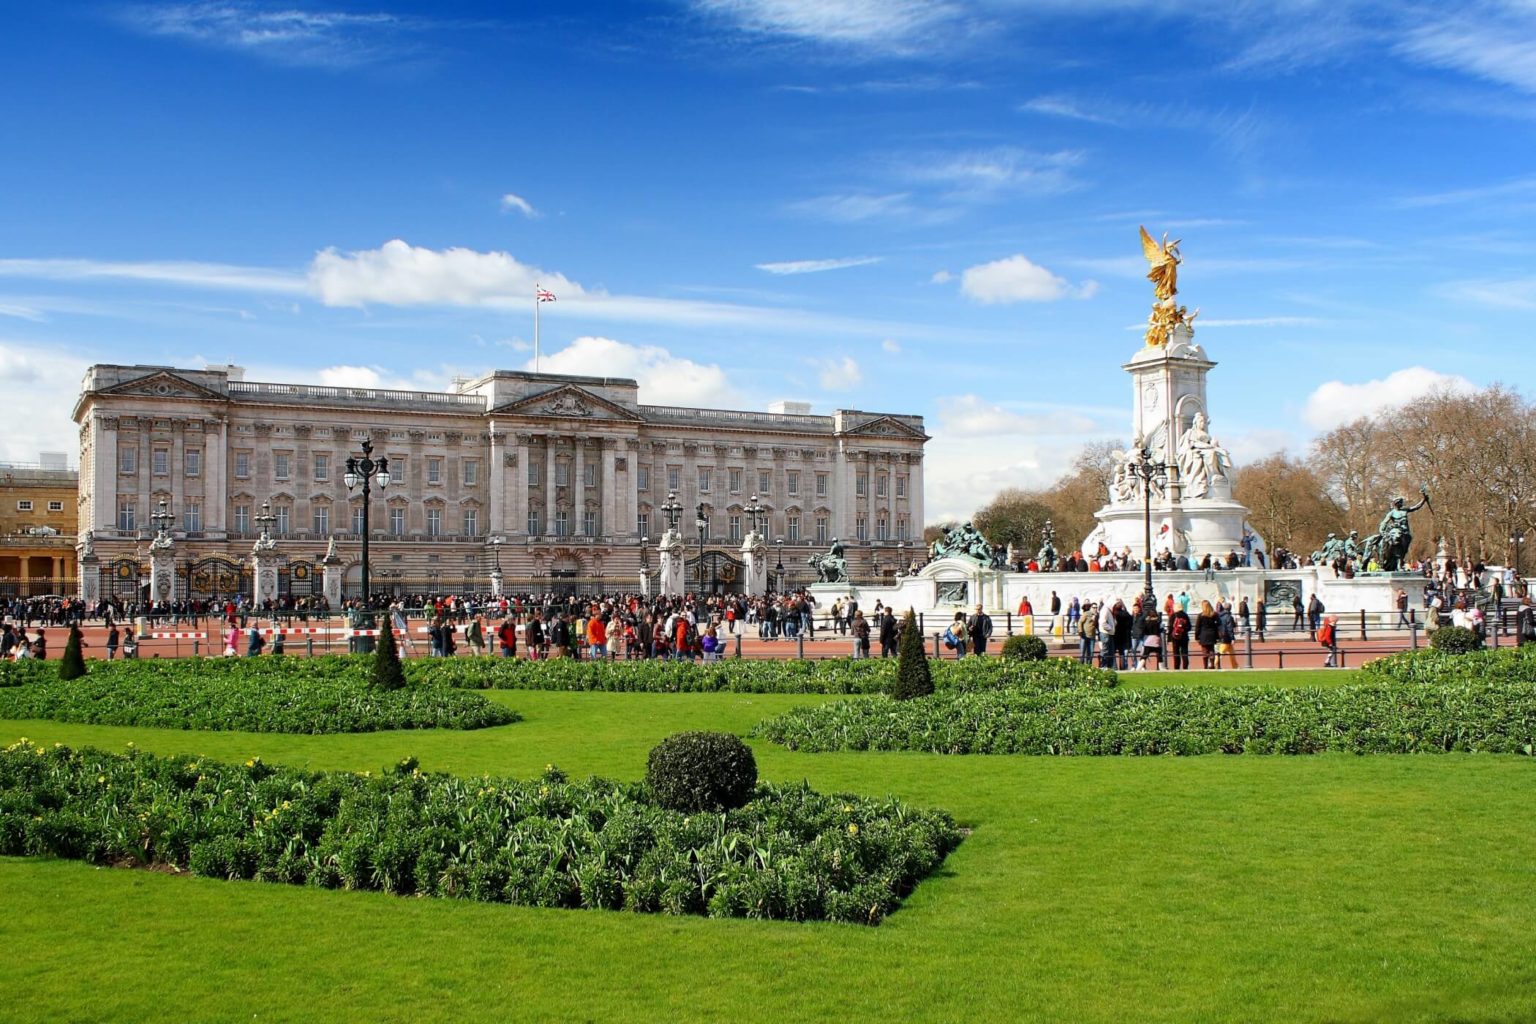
2 1 1534 519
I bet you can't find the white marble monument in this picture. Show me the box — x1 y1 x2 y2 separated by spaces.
657 527 686 597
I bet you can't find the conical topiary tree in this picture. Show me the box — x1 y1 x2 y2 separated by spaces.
371 617 406 690
59 623 88 681
890 608 933 700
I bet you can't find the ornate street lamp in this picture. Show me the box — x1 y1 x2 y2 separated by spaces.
254 500 276 542
489 534 504 571
150 498 175 542
695 502 709 594
343 438 390 640
660 490 682 532
1129 441 1167 612
775 537 784 594
744 493 765 537
640 535 649 573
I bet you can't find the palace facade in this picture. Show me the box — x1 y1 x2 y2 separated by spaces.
73 364 927 598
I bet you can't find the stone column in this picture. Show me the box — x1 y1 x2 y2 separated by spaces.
94 416 118 538
488 428 505 536
574 441 586 534
321 552 344 609
149 538 175 604
170 420 185 526
544 437 556 535
205 419 226 534
910 454 924 542
513 434 530 537
601 439 616 538
250 536 279 610
78 551 101 605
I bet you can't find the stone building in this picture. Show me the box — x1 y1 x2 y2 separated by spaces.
0 457 78 597
73 364 927 599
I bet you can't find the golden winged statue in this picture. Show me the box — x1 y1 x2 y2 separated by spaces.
1139 226 1181 301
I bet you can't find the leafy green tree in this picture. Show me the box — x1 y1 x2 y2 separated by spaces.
891 609 933 700
973 489 1055 555
58 624 87 681
371 618 406 690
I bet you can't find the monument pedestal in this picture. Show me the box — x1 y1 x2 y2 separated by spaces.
78 553 101 606
149 543 175 604
251 544 279 611
741 534 769 598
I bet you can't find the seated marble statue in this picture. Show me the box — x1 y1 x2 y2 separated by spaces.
1177 413 1232 499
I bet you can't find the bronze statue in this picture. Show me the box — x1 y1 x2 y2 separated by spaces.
808 537 849 583
1376 489 1431 572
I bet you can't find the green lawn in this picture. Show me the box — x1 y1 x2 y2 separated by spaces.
1120 668 1358 689
2 689 1533 1023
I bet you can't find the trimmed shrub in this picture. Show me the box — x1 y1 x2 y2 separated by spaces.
1429 624 1482 654
58 624 87 681
372 618 407 690
645 731 758 812
1001 634 1048 662
891 610 933 700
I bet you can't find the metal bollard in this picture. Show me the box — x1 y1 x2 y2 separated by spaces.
192 640 200 658
1277 650 1285 670
918 612 925 634
1410 623 1419 650
735 633 743 659
307 637 315 658
933 634 942 659
1244 627 1253 669
1006 611 1013 636
796 633 805 660
1359 609 1367 642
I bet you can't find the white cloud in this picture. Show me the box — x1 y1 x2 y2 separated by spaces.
881 338 901 353
0 304 46 323
696 0 961 51
929 269 953 284
755 256 881 275
308 239 583 307
1397 9 1536 94
904 146 1082 200
786 192 917 223
121 2 409 69
814 356 862 390
530 336 742 407
1442 276 1536 309
1303 367 1476 431
0 340 92 463
960 255 1092 304
1019 95 1121 125
499 192 539 218
0 256 306 294
935 394 1096 438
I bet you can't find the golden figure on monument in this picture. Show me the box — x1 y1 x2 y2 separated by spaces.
1139 227 1196 348
1140 226 1181 300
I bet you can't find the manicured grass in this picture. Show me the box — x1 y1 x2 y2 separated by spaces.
1121 668 1358 689
2 690 1534 1023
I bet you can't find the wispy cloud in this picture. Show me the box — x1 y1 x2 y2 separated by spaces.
694 0 965 54
499 192 539 218
784 192 922 223
813 355 863 390
119 2 418 69
1440 276 1536 310
1394 174 1536 208
1396 6 1536 94
1018 94 1119 125
756 256 881 275
0 256 308 294
901 146 1083 201
0 304 47 323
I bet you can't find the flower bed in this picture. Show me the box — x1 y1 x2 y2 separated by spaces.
0 658 517 734
751 682 1536 756
415 654 1118 694
1360 645 1536 685
0 742 961 924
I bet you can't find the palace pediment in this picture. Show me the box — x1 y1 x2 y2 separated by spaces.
491 384 642 422
97 370 227 403
840 414 927 440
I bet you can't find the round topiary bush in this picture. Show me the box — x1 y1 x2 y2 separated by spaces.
1429 624 1482 654
1001 634 1048 661
645 731 758 812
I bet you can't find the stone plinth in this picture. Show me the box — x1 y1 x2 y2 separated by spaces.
741 533 769 598
149 542 175 604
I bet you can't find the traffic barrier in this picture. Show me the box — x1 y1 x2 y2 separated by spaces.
149 632 207 640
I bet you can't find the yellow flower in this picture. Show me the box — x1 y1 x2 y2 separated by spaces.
847 824 859 836
244 759 255 768
97 775 106 784
841 804 852 813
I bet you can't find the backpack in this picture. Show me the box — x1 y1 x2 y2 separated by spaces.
942 626 957 649
1171 615 1189 640
1317 620 1334 646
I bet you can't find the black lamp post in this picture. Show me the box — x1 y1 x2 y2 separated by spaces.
343 439 390 632
150 498 175 541
490 535 503 571
775 537 784 594
695 502 709 594
1512 529 1526 581
1130 442 1167 611
744 493 765 537
660 490 682 532
254 500 275 543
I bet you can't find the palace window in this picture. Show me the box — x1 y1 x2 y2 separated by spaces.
816 516 829 543
117 498 136 531
876 516 889 541
554 510 568 537
898 516 910 541
896 475 908 498
876 475 888 498
234 504 250 535
583 510 597 536
119 448 137 474
234 451 250 478
427 457 443 485
729 468 742 493
463 459 478 486
15 500 31 512
184 449 201 476
313 507 329 535
556 462 570 487
274 506 290 536
152 448 169 475
313 454 329 482
584 463 597 487
426 508 442 536
856 516 867 541
787 471 799 496
462 508 478 536
637 512 649 537
183 502 201 533
728 515 742 541
528 461 541 486
698 468 711 493
816 473 828 498
273 453 291 480
47 501 62 513
787 516 800 542
528 510 541 535
389 508 405 536
758 470 770 495
351 506 365 535
667 467 680 492
637 465 649 491
856 474 868 497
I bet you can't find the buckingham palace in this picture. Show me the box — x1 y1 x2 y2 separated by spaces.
72 363 928 599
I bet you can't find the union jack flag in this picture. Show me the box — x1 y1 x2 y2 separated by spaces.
536 286 556 302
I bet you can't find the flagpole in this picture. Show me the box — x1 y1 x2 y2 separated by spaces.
533 282 541 373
